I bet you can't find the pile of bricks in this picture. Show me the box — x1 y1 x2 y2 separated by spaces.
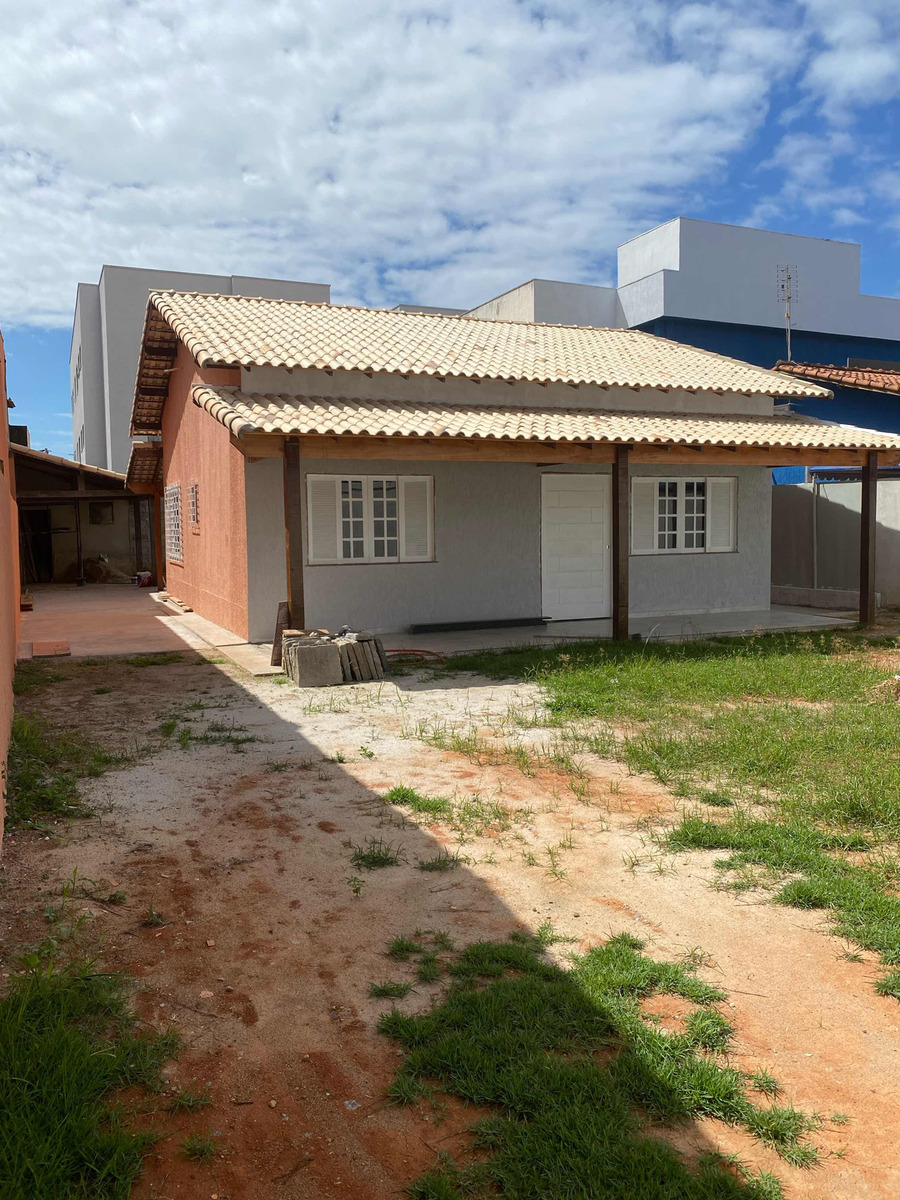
281 629 389 687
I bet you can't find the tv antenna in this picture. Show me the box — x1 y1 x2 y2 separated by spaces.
776 265 799 361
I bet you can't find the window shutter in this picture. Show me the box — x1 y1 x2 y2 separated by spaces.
707 477 737 553
307 476 340 563
399 476 433 561
631 478 657 554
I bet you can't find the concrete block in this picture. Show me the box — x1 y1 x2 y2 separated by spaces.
283 637 343 687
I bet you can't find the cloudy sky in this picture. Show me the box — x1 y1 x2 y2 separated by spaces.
2 0 900 454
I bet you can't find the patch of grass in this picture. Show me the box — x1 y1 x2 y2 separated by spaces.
668 816 900 984
179 1133 218 1164
418 850 465 873
384 784 453 821
748 1069 780 1098
417 953 443 984
122 652 184 668
0 959 177 1199
264 760 290 773
875 968 900 999
168 1087 212 1114
6 714 117 826
351 837 404 870
370 981 414 999
387 936 424 961
685 1009 734 1054
380 932 811 1197
13 662 67 694
93 686 113 696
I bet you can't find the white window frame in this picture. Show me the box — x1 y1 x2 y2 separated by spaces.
306 474 435 565
632 476 736 556
164 483 183 563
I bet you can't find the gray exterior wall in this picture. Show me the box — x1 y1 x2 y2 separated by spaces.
772 480 900 605
245 457 771 637
71 267 331 475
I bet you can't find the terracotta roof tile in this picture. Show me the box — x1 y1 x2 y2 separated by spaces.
192 386 900 451
143 290 831 398
775 361 900 397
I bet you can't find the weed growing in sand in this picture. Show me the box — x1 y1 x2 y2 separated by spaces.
350 837 404 870
142 906 166 928
387 936 424 961
93 685 112 696
345 875 366 897
180 1133 218 1164
748 1070 781 1098
326 751 347 763
168 1087 212 1114
264 760 290 773
418 850 465 873
359 745 375 759
383 785 453 821
380 931 817 1198
370 981 413 999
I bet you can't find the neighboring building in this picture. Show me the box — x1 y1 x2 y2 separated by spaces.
125 290 900 644
71 267 331 474
1 330 20 843
11 444 147 587
466 218 900 376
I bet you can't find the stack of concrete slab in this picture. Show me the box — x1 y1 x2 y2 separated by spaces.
281 629 389 687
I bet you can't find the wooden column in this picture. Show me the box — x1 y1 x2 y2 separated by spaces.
132 496 145 573
73 500 85 587
860 449 878 626
283 437 305 630
151 492 165 589
612 445 630 639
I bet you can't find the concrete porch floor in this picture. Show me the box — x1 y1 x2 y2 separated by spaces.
17 587 856 672
379 605 855 656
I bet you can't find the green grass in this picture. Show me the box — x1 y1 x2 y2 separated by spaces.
387 936 424 961
0 960 178 1199
350 836 404 870
12 662 67 694
446 632 900 991
380 932 812 1198
121 653 184 668
370 981 414 999
384 784 453 820
418 850 465 872
5 713 117 826
179 1133 218 1163
167 1087 212 1114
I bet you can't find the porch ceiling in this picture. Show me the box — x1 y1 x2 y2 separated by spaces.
192 384 900 467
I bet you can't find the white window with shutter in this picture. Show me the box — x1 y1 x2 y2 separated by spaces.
164 483 183 563
306 475 434 564
631 477 736 555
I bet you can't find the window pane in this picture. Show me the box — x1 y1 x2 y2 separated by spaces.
387 538 398 556
374 540 385 557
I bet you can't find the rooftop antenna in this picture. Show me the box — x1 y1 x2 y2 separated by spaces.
776 264 799 362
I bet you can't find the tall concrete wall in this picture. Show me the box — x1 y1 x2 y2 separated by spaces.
0 331 20 843
773 480 900 605
242 459 771 636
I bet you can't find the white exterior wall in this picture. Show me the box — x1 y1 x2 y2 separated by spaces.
465 281 537 323
244 456 771 637
70 284 107 468
71 267 331 474
465 279 623 327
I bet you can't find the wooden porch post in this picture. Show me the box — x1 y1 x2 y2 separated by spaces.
151 492 165 589
132 496 145 573
283 437 305 630
612 445 630 640
860 449 878 626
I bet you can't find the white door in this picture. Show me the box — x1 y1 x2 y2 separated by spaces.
541 474 612 620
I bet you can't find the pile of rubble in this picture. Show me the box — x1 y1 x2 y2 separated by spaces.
281 627 389 687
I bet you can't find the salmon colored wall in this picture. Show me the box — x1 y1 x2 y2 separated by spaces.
0 330 20 841
160 344 249 638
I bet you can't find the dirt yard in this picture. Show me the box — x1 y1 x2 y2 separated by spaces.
3 649 900 1199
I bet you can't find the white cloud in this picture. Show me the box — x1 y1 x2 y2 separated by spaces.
0 0 814 326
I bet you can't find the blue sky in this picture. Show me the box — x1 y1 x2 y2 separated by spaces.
2 0 900 458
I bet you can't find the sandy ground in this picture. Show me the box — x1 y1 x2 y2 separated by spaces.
3 650 900 1199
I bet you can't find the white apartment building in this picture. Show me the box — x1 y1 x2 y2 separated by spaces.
71 267 330 473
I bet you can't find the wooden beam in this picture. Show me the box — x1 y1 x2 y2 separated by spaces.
74 499 85 587
283 438 305 631
132 496 145 574
151 493 165 589
294 435 616 465
15 489 129 504
612 445 629 640
230 433 286 459
860 449 878 626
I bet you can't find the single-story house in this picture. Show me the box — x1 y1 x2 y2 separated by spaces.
125 291 900 642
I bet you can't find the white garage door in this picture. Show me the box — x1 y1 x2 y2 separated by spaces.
541 474 612 620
